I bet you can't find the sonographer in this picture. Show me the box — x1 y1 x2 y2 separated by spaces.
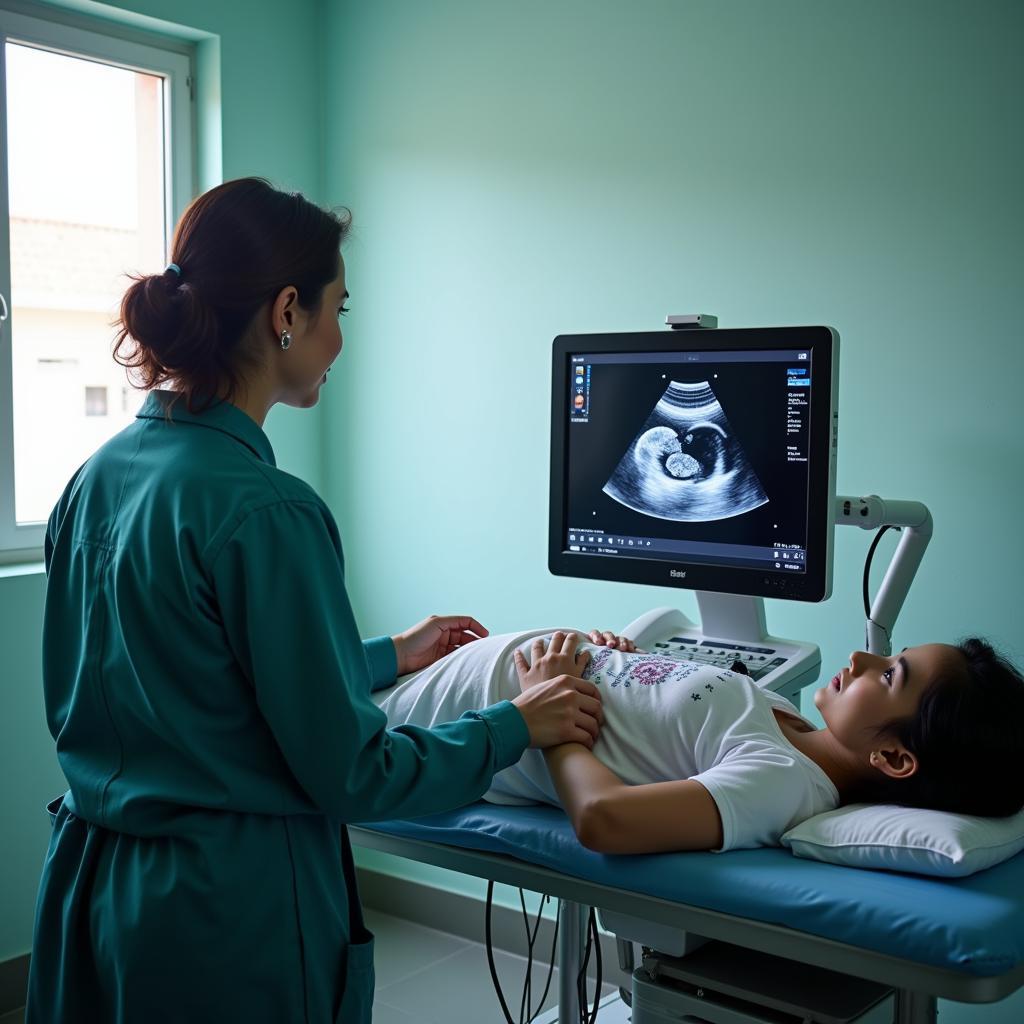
25 177 604 1024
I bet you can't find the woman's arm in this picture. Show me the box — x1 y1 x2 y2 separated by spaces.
543 744 723 853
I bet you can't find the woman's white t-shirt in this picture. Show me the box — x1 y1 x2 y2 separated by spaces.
373 630 839 850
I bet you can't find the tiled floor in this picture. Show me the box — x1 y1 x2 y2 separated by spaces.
367 907 627 1024
0 909 630 1024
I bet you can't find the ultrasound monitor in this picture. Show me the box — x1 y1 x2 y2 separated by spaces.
549 326 839 608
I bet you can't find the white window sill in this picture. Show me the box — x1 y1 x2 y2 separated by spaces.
0 554 45 577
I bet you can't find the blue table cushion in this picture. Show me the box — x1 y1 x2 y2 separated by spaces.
361 803 1024 977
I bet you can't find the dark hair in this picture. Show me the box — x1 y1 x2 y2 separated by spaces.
114 177 350 409
855 638 1024 816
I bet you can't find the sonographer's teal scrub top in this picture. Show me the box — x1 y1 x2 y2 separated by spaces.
27 390 529 1024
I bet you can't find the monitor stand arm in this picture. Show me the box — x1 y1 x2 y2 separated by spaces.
622 495 932 696
677 496 934 657
835 495 933 656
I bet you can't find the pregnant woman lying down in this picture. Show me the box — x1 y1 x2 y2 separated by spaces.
373 629 1024 854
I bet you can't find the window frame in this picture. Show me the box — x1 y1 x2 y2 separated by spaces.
0 3 195 559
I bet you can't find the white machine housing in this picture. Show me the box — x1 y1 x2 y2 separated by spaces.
622 597 818 704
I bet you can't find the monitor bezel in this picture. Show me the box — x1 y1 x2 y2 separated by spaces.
548 326 838 603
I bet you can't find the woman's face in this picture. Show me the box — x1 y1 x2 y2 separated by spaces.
280 256 349 409
814 643 961 753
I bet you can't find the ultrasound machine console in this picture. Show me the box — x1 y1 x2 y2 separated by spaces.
543 319 939 1023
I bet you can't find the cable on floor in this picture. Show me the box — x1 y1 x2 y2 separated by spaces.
486 883 561 1024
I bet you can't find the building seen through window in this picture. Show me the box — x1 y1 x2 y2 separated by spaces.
6 41 165 525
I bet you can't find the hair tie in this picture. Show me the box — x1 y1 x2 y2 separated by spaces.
165 263 181 277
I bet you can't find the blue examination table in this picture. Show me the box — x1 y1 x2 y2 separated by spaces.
352 803 1024 1024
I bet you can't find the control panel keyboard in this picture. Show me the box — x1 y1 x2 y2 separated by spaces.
650 636 788 683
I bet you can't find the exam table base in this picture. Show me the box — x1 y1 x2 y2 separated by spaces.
351 826 1007 1024
557 901 926 1024
631 943 916 1024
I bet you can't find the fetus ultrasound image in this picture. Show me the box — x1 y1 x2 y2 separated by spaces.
564 352 810 554
603 381 768 522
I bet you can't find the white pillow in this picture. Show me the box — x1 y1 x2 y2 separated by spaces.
780 804 1024 877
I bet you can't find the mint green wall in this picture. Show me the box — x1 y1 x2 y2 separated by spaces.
0 570 61 962
0 0 326 963
322 1 1023 1020
323 0 1022 664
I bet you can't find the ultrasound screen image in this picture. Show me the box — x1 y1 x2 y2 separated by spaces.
602 381 768 522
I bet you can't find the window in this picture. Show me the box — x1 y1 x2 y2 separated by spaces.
0 4 194 557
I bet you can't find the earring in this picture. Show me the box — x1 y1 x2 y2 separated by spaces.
280 330 292 350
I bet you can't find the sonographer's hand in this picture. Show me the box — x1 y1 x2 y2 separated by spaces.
512 633 603 749
510 675 604 749
392 615 488 675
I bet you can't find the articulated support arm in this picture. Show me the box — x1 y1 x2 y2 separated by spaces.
835 496 933 656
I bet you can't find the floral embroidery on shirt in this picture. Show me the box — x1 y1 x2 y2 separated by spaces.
587 651 714 692
629 658 676 687
668 663 700 684
596 654 695 689
608 659 635 688
582 647 614 681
